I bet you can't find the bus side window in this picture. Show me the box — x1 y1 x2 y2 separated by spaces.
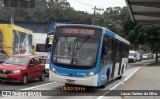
102 38 107 63
107 38 112 64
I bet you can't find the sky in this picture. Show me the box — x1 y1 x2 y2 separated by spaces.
67 0 127 14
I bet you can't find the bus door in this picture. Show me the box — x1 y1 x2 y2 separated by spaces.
111 39 115 79
118 43 123 75
112 40 120 78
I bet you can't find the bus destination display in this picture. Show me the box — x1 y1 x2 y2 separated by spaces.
56 27 102 37
63 28 95 35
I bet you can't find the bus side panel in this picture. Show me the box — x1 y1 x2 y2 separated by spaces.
0 24 13 62
13 24 33 55
121 57 128 74
12 30 32 54
96 29 113 86
97 64 112 86
0 24 33 62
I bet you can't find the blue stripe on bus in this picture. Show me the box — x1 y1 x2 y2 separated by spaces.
105 29 115 38
97 64 112 86
94 30 105 75
95 29 114 86
52 64 95 77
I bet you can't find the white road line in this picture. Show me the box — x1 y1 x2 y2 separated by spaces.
109 82 124 91
123 67 141 82
96 67 141 99
20 82 56 90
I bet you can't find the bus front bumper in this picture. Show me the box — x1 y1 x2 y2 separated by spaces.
49 70 98 87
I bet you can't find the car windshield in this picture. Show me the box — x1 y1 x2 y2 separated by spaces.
5 56 29 66
129 53 135 56
52 36 100 67
143 54 148 56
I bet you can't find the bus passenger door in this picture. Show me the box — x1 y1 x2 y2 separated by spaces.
111 41 120 78
118 43 123 75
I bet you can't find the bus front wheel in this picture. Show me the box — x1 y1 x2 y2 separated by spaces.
99 70 109 88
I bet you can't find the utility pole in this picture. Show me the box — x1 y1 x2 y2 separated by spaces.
92 6 104 15
93 6 96 16
91 6 96 25
92 6 104 25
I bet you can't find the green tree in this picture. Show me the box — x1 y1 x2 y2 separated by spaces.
128 24 160 63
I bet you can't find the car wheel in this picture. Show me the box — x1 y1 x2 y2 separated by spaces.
21 74 28 85
39 72 45 81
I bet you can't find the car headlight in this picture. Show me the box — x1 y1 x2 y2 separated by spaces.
12 70 21 74
88 70 95 77
50 66 57 74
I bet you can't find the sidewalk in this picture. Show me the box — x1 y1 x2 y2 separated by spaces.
106 66 160 99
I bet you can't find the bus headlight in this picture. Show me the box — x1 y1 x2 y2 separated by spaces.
50 66 57 74
88 70 95 77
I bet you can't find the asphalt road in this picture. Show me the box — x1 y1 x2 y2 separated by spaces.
0 59 155 99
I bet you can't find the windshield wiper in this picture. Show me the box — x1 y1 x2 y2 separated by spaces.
73 36 91 59
78 36 90 50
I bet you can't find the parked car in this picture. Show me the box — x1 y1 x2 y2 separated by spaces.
137 53 142 61
128 51 138 63
0 54 45 84
142 54 149 60
153 54 156 58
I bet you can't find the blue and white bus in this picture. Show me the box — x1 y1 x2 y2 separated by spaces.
47 24 130 88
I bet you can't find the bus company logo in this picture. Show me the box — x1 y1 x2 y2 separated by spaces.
2 91 11 96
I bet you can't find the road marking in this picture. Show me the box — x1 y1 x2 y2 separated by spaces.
20 82 56 90
96 67 141 99
109 82 124 90
123 67 141 82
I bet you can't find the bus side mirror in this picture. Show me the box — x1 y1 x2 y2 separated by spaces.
45 37 51 48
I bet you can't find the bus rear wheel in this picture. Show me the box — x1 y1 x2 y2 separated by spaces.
118 65 124 79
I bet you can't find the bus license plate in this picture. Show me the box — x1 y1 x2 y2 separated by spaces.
66 79 75 83
0 74 7 78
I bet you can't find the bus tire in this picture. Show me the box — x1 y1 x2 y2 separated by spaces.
118 65 124 79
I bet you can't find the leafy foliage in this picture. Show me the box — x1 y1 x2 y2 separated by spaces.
0 0 160 62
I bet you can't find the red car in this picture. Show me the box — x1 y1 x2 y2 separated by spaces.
0 54 45 84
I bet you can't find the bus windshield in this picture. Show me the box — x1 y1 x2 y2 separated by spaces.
36 44 50 52
52 36 100 67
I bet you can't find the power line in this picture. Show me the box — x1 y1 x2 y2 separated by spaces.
71 0 94 7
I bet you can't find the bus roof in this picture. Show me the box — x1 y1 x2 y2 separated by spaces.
56 24 104 30
56 24 130 45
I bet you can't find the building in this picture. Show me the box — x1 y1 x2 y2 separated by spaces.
0 20 71 33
